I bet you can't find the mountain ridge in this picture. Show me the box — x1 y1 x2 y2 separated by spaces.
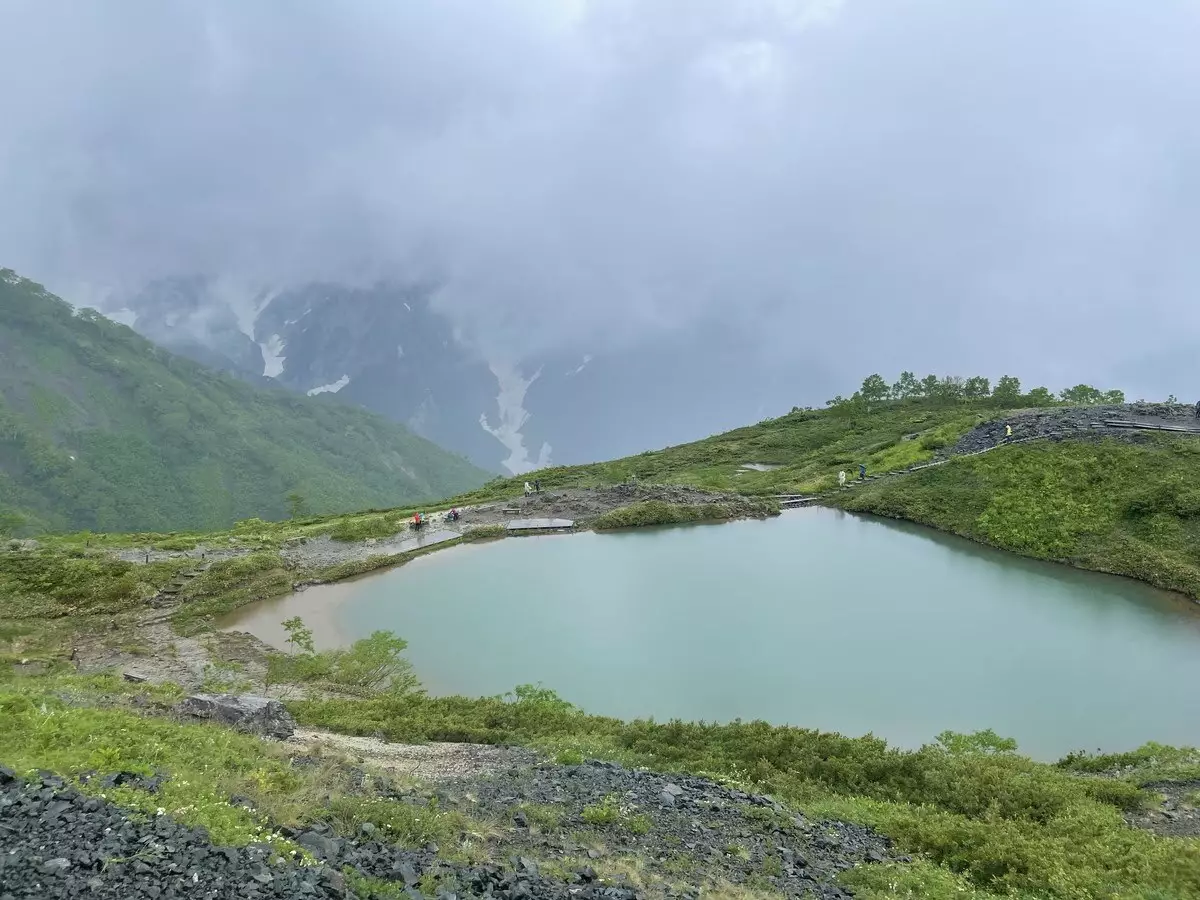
0 269 489 534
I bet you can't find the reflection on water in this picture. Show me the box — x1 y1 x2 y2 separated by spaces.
222 509 1200 759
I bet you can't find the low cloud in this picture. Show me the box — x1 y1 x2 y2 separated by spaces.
2 0 1199 392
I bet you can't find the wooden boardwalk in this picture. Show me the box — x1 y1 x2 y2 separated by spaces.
507 518 575 532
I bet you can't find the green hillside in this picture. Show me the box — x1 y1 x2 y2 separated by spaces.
836 435 1200 599
0 270 489 533
455 384 1029 502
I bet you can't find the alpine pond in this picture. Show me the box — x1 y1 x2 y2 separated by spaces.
223 509 1200 759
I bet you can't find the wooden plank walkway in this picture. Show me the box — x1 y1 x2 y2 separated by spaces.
507 518 575 532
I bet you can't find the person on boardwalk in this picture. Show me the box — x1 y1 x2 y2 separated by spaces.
838 470 847 488
858 463 866 481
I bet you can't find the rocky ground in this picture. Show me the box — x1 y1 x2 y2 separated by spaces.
1125 780 1200 839
0 768 348 899
951 402 1200 456
441 759 896 898
0 743 893 900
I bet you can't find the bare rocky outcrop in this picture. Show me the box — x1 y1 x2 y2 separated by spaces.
952 403 1200 456
175 694 297 740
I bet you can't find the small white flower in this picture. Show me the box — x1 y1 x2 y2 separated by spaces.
156 808 165 816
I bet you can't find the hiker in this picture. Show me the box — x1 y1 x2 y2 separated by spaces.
1005 424 1013 438
858 464 866 481
1194 400 1200 419
534 479 541 493
524 481 533 496
838 470 846 488
412 512 423 529
447 508 460 522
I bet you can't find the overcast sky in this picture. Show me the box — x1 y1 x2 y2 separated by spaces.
2 0 1199 398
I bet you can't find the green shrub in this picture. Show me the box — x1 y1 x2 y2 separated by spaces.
581 794 622 825
266 621 421 696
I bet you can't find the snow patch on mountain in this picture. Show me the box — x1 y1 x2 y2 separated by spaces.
566 354 592 376
260 334 286 377
480 362 552 475
307 374 350 396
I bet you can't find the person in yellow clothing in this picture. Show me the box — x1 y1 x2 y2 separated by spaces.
1005 424 1013 438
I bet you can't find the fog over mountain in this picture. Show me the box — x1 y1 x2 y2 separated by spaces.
2 1 1199 470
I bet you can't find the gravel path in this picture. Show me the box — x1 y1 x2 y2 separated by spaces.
285 729 537 781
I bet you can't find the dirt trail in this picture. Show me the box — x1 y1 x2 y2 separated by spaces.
286 728 536 781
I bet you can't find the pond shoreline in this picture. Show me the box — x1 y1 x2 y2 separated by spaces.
219 507 1200 760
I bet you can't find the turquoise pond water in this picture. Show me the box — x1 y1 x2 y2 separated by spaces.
222 509 1200 759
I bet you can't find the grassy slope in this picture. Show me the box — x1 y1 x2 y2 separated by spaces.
0 270 488 533
833 435 1200 599
455 400 1001 503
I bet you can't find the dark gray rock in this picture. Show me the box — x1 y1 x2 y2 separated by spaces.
0 773 349 898
295 829 343 862
174 694 297 739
